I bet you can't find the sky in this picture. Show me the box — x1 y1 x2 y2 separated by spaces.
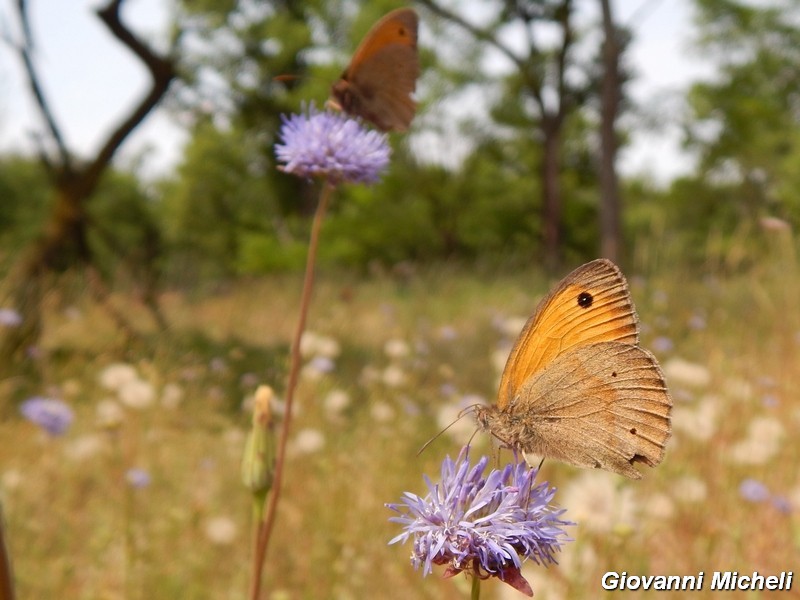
0 0 715 184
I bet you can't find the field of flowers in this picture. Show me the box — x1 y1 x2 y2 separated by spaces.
2 245 799 598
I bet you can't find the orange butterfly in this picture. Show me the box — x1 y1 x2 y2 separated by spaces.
329 8 419 132
476 259 672 479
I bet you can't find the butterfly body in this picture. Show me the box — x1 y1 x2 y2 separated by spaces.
476 259 672 479
330 8 419 131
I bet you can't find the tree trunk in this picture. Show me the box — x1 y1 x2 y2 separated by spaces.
542 122 562 271
599 0 623 264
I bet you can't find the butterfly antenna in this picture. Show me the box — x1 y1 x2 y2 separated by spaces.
417 405 480 457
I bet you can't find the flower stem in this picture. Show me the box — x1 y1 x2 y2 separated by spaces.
0 504 15 600
471 575 481 600
249 180 335 600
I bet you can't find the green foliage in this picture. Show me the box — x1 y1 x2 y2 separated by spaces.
0 157 51 269
87 170 162 287
0 156 162 288
238 229 309 273
156 120 276 282
685 0 800 226
5 1 800 287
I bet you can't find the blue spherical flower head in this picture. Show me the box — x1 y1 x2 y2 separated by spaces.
20 396 74 436
387 448 573 596
275 103 391 185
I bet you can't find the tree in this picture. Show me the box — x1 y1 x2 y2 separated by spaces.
421 0 624 268
0 0 175 367
597 0 628 263
685 0 800 224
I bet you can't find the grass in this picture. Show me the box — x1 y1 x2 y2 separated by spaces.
2 245 799 599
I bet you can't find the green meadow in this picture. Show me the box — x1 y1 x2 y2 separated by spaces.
2 237 798 598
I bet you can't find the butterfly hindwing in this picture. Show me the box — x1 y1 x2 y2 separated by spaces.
505 342 671 479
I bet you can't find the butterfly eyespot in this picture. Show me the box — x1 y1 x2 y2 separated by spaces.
630 428 637 435
577 291 593 308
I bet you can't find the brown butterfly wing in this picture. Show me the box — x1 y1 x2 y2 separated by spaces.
330 8 419 131
496 259 638 409
497 342 672 479
337 44 418 131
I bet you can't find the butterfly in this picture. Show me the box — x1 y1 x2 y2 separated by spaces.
475 259 672 479
329 8 419 132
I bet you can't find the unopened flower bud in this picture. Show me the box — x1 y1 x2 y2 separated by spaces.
241 386 276 495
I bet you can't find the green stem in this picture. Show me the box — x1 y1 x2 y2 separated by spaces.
471 574 481 600
248 180 335 600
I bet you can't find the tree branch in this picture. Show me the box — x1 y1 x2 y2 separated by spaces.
13 0 72 173
85 0 176 192
417 0 525 72
419 0 556 113
554 0 575 121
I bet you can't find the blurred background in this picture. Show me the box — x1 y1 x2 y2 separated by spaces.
0 0 798 598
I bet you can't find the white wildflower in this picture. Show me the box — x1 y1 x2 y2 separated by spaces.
204 516 238 545
370 401 395 423
291 428 325 456
561 472 638 534
672 395 719 441
98 363 139 392
96 399 125 429
117 378 156 410
300 331 340 359
663 358 710 389
673 476 707 503
323 389 351 418
161 383 184 409
383 338 410 359
381 364 406 388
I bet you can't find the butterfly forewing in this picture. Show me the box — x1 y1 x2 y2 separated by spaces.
346 45 418 131
497 259 638 409
346 8 417 71
330 8 419 131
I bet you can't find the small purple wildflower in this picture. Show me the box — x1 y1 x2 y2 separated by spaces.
125 468 152 489
0 308 22 327
387 448 572 596
307 356 336 374
275 103 390 184
771 495 792 514
739 478 770 503
761 393 780 408
651 336 674 354
20 397 74 436
439 382 457 398
688 314 707 330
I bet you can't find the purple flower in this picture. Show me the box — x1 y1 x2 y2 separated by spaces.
20 397 74 436
739 478 770 503
771 495 792 514
761 393 780 408
0 308 22 327
387 448 572 596
651 336 674 354
275 103 390 184
307 356 335 374
125 468 152 489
